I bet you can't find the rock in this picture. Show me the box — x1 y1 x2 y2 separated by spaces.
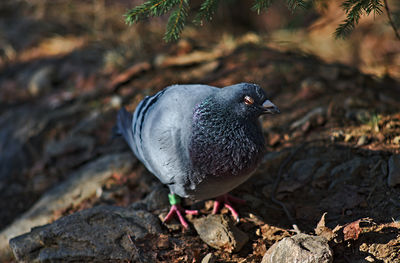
388 155 400 187
9 206 162 262
201 252 216 263
0 153 135 258
193 214 248 252
393 136 400 145
109 95 122 109
261 233 333 263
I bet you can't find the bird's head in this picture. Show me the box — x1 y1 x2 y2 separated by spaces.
216 83 280 120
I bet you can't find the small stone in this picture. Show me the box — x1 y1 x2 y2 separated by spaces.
261 234 333 263
393 136 400 145
388 155 400 187
201 253 215 263
110 95 122 109
193 214 249 252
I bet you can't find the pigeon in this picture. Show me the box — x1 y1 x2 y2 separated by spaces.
116 83 279 228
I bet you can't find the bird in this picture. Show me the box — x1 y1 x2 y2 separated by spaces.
116 83 280 228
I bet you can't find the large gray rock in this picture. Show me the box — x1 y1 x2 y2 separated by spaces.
193 214 248 252
0 152 135 259
261 233 333 263
9 205 162 262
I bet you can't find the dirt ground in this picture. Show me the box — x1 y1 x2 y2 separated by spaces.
1 1 400 262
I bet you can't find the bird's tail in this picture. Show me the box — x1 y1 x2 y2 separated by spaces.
114 108 136 152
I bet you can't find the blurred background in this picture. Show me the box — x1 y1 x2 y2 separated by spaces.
1 0 400 262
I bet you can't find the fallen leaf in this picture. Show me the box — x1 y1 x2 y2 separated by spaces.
343 219 362 241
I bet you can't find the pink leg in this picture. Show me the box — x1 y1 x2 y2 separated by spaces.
212 193 246 222
163 193 199 229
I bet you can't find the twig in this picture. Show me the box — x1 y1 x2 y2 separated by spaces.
270 143 306 230
383 0 400 40
127 234 144 263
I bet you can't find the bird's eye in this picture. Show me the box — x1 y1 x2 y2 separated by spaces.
244 96 254 105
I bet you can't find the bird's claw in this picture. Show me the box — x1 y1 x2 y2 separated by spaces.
212 194 245 222
163 204 198 229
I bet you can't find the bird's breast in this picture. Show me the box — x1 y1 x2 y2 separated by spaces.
188 122 265 181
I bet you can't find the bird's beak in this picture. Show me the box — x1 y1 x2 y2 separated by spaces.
261 100 280 114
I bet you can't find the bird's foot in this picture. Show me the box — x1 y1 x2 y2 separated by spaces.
212 194 246 222
163 194 198 229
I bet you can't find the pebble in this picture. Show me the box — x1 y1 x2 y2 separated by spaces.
110 95 122 109
193 214 249 252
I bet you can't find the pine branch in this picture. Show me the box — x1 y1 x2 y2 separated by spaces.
252 0 273 14
164 0 189 41
286 0 307 12
193 0 220 25
125 0 179 24
124 0 397 42
383 0 400 40
335 0 383 38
